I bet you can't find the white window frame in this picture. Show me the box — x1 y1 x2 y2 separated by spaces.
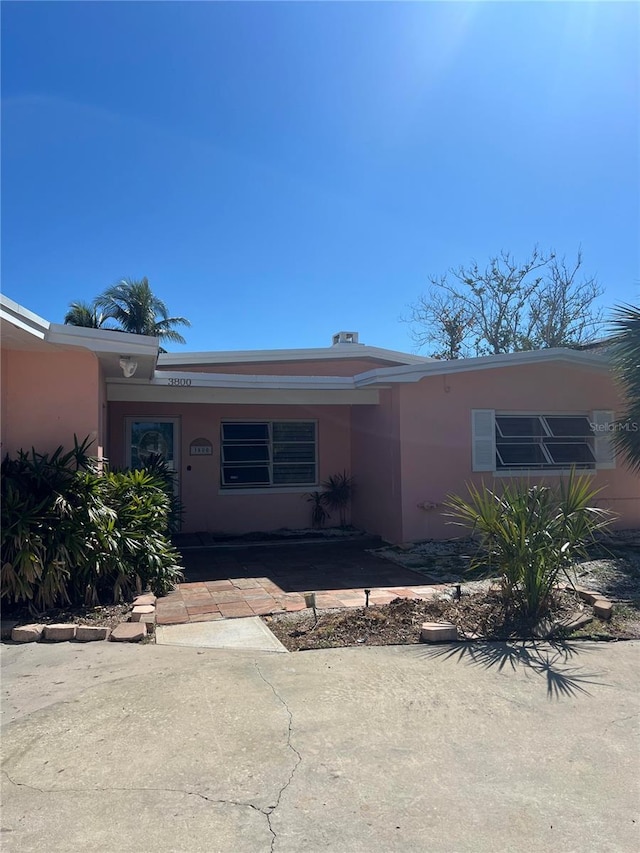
220 419 318 489
471 410 615 475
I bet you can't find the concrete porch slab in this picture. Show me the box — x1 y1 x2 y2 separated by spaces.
155 616 288 653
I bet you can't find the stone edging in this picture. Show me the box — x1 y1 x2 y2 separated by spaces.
8 594 158 645
6 585 616 646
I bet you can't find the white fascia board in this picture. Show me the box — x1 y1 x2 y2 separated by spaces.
0 295 50 339
111 370 359 391
354 348 611 387
107 382 379 405
47 323 159 357
157 345 431 368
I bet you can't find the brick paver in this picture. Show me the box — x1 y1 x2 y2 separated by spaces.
155 538 447 627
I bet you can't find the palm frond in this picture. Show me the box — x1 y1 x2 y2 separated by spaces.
64 300 111 329
608 304 640 472
95 278 190 345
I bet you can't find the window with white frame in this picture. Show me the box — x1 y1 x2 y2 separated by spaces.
472 410 615 473
221 421 317 488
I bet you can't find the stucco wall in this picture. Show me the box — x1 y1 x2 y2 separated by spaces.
0 349 8 457
350 390 403 543
108 401 352 534
397 363 640 542
0 347 102 457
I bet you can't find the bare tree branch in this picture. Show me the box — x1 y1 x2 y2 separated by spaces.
406 248 605 357
404 285 474 358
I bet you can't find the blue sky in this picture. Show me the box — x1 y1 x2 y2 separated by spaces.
2 1 638 353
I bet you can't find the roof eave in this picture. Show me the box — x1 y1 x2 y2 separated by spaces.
157 344 431 368
0 294 50 340
354 348 611 387
47 323 160 357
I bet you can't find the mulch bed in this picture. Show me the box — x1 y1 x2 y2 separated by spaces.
265 590 640 651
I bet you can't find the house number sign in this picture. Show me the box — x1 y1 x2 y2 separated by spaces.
167 378 192 386
189 439 213 456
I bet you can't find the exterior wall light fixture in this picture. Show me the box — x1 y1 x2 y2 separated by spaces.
119 356 138 378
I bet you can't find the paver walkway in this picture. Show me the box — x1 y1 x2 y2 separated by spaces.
157 537 446 625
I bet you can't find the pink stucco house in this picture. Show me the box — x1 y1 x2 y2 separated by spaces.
2 294 638 543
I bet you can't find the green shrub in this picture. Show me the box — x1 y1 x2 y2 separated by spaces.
445 472 613 619
134 452 184 534
320 471 355 527
1 437 94 609
1 438 183 611
101 468 183 598
304 490 330 529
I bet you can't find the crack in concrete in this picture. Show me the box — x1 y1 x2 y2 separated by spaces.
254 662 302 852
1 770 257 810
3 664 301 853
2 769 274 843
602 712 640 735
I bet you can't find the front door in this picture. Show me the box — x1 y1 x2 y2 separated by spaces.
126 418 180 495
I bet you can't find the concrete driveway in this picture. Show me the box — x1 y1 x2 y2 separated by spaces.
1 639 639 852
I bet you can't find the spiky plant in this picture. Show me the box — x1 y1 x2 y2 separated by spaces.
445 472 613 619
608 303 640 472
320 471 354 528
305 491 330 529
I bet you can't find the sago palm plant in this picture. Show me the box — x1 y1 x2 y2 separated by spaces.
445 472 613 619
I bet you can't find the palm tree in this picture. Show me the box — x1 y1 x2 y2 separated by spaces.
95 278 190 350
64 300 111 329
609 303 640 472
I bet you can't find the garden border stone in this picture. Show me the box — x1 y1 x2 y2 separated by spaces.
420 622 458 643
593 599 614 621
11 624 45 643
44 624 77 642
4 589 159 646
110 622 147 642
76 625 111 642
131 604 155 622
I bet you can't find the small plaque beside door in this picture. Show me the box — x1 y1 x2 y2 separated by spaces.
190 438 213 456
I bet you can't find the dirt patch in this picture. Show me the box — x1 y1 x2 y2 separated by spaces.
265 589 640 652
4 603 132 631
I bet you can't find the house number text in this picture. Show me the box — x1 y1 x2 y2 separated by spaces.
167 378 192 386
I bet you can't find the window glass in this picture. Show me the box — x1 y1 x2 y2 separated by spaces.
273 464 316 485
222 444 270 463
496 443 547 466
222 423 269 442
544 417 592 437
221 421 317 488
494 414 595 471
495 417 545 437
273 422 315 442
273 443 315 462
223 465 270 485
545 442 595 465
